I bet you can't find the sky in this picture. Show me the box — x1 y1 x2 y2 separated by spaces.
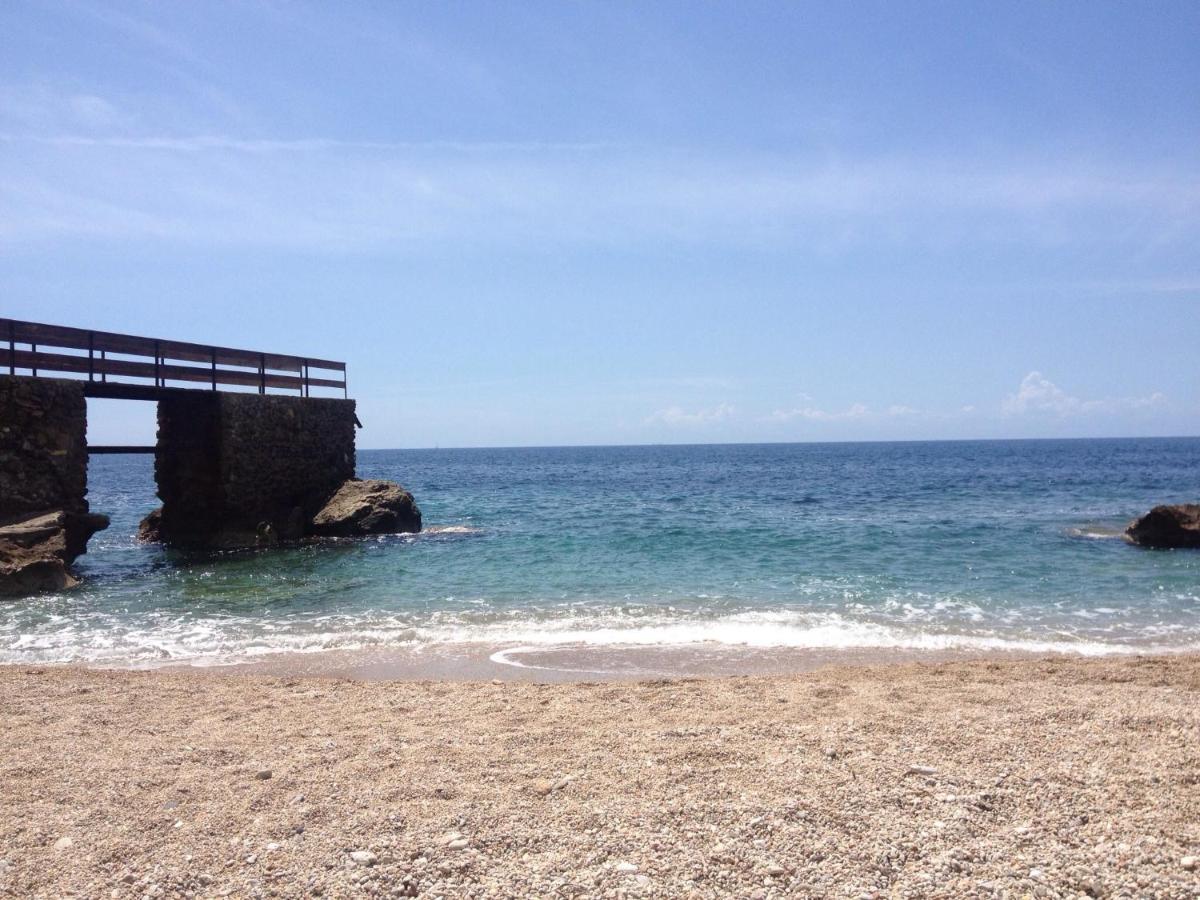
2 1 1198 448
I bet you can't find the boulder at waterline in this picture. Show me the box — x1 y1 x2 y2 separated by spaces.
309 479 422 537
0 509 109 596
1125 504 1200 549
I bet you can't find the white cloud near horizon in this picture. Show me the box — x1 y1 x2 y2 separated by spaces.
1002 371 1166 417
646 403 736 426
766 402 872 423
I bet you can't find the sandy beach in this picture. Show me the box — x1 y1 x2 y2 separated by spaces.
2 655 1198 899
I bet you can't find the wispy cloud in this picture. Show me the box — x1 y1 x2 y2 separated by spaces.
766 402 871 423
1 108 1198 250
646 403 735 426
0 133 616 154
1002 371 1166 417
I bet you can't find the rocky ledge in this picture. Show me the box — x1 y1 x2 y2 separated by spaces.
1125 504 1200 549
0 509 110 595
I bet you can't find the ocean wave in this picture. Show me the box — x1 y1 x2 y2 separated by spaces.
1065 525 1127 541
7 606 1196 670
464 612 1200 659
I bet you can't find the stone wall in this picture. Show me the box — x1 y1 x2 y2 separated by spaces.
0 375 107 594
0 375 89 519
218 393 356 524
153 392 356 548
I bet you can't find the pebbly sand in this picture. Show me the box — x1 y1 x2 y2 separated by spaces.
1 654 1199 899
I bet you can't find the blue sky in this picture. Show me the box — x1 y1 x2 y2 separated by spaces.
2 1 1198 447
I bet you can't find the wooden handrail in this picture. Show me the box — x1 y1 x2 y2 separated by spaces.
0 318 347 398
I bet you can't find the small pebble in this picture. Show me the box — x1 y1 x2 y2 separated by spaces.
906 765 938 777
254 769 272 780
615 861 638 874
53 837 73 851
1182 855 1198 871
446 839 469 851
349 851 377 866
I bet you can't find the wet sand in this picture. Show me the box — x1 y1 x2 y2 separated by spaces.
166 642 1053 683
2 653 1199 898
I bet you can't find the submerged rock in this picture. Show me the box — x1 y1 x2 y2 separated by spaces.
1125 504 1200 549
0 509 109 596
309 479 422 537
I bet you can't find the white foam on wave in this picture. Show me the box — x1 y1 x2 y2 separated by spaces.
1065 525 1127 541
470 612 1200 663
6 606 1198 670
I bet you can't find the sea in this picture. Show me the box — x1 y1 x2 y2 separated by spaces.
2 439 1198 671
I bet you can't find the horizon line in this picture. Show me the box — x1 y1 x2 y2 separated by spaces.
355 434 1200 453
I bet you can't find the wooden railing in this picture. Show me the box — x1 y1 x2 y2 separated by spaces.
0 318 346 398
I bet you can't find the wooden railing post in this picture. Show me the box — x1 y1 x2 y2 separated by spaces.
88 331 94 381
210 348 217 390
7 320 13 376
31 342 37 378
259 353 266 395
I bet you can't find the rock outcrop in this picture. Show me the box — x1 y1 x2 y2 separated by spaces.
309 479 422 537
0 510 110 595
1125 504 1200 549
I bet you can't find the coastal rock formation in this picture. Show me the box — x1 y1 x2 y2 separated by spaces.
0 376 109 595
0 509 109 595
309 478 422 537
1125 504 1200 549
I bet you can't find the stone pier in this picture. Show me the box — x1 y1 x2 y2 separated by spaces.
148 392 358 549
0 372 420 595
0 375 108 593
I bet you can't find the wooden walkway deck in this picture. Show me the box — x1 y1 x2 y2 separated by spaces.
1 318 347 401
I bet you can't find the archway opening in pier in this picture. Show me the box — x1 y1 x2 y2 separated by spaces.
84 397 159 545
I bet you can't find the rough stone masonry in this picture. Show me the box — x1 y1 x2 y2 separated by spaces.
0 375 108 594
146 392 359 549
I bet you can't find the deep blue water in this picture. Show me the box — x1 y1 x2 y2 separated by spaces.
2 439 1198 666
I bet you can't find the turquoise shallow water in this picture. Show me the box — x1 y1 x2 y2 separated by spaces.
2 439 1198 666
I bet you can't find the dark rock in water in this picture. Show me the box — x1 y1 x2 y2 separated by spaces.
1125 504 1200 549
309 479 422 537
0 509 109 596
138 507 163 543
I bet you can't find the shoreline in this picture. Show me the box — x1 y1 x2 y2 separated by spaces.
2 654 1197 897
175 642 1091 683
7 639 1184 683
